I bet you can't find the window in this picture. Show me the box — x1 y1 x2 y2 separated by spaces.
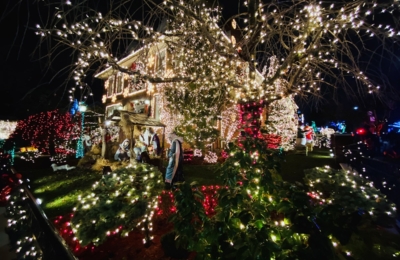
131 100 146 114
116 73 123 94
156 49 166 76
105 104 121 118
107 76 114 97
153 95 161 120
129 75 146 93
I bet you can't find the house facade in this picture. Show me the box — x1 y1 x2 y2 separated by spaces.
95 37 244 151
95 21 290 155
96 41 169 125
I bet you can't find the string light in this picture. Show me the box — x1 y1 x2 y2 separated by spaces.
35 0 400 146
204 151 218 164
0 120 17 140
11 110 80 162
5 189 43 259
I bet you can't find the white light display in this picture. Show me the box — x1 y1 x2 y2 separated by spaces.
0 120 17 140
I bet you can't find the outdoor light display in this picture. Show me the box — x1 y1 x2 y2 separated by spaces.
193 149 202 157
157 83 181 143
239 101 264 139
16 0 400 257
304 166 396 217
0 120 17 140
343 142 399 193
167 137 400 259
262 96 298 151
19 151 42 163
34 0 400 147
70 164 164 246
12 110 80 161
6 138 400 258
220 104 241 143
52 185 220 256
203 151 218 164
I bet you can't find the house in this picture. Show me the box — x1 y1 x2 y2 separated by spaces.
95 20 295 159
95 35 244 154
95 39 172 152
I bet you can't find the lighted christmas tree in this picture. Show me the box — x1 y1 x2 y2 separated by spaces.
262 96 298 151
220 104 241 144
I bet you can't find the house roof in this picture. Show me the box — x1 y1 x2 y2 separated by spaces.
108 110 165 127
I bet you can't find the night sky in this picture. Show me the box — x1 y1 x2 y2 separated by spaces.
1 0 399 128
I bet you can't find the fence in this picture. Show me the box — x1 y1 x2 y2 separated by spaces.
7 185 77 260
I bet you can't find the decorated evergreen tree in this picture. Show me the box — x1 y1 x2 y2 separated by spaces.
164 83 221 147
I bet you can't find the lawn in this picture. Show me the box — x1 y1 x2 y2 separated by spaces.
13 148 400 260
15 147 338 219
280 147 339 183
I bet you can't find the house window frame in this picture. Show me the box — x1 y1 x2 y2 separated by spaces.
107 75 115 97
128 75 146 94
130 99 147 114
105 103 122 118
156 49 167 76
153 94 161 121
115 72 123 95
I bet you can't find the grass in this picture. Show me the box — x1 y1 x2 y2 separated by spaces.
15 147 338 219
184 164 223 186
280 147 339 183
16 157 99 218
25 167 100 218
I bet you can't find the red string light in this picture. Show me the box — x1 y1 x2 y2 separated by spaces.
12 110 80 155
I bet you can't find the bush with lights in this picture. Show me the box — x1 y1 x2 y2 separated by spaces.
70 163 164 246
169 137 399 259
304 167 396 218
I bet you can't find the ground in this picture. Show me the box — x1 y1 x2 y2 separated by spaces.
12 147 338 259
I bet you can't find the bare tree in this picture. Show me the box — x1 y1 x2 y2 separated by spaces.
34 0 400 142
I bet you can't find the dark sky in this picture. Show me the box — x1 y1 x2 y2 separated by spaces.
0 1 106 120
1 0 399 126
0 1 71 119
